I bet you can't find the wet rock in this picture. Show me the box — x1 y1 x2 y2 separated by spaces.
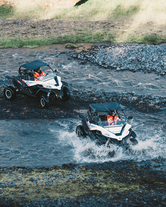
29 178 34 182
72 43 166 76
65 43 78 48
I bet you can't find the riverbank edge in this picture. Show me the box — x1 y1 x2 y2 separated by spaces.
0 159 166 207
1 34 165 49
0 18 166 49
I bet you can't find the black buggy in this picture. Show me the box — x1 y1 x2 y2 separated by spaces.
4 60 70 108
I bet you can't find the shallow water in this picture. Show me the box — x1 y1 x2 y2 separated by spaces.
0 44 166 98
0 110 165 167
0 44 166 167
45 56 166 97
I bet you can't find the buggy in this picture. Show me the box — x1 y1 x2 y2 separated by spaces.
76 102 138 146
4 60 70 108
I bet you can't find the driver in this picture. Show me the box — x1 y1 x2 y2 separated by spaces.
107 111 120 125
34 68 46 81
107 114 114 125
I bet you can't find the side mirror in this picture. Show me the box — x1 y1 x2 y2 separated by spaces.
128 116 133 120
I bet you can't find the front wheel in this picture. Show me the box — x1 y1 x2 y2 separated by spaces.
4 87 16 100
60 87 70 102
76 125 86 138
130 137 138 145
130 131 137 139
39 95 49 109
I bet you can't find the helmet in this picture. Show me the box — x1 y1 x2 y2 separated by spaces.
112 111 116 116
109 110 115 116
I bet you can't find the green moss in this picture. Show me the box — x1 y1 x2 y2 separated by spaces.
65 43 79 48
142 34 162 45
0 167 148 202
95 181 140 195
125 33 166 45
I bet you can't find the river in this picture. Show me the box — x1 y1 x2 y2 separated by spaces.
0 43 166 168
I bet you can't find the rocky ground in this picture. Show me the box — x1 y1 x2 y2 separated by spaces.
0 160 166 207
73 43 166 76
0 42 166 206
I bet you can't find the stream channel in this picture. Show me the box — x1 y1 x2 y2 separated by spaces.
0 43 166 168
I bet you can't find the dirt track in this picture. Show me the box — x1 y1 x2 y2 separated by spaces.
0 18 120 40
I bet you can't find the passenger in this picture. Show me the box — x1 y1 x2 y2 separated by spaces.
107 111 120 125
114 115 119 121
34 68 46 81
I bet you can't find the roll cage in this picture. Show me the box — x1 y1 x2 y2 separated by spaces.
19 60 55 81
87 102 127 125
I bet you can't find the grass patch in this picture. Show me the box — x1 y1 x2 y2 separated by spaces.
142 34 163 45
0 5 14 18
1 32 165 49
112 4 140 19
125 34 166 45
0 31 115 48
0 37 58 48
0 0 166 47
2 0 166 23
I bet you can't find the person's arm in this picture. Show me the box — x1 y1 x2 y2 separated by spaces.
41 71 46 76
34 72 40 81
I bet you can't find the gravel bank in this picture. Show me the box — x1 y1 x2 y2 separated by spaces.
72 43 166 76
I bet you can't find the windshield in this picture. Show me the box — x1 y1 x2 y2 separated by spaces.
98 119 126 128
97 110 126 128
37 73 55 81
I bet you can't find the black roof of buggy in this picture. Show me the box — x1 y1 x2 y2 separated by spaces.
20 60 48 70
89 102 122 113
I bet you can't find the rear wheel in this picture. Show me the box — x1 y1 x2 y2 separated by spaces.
60 87 70 102
76 125 86 138
39 95 49 109
4 87 16 100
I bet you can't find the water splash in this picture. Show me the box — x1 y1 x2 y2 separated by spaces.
50 115 166 164
0 113 165 167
